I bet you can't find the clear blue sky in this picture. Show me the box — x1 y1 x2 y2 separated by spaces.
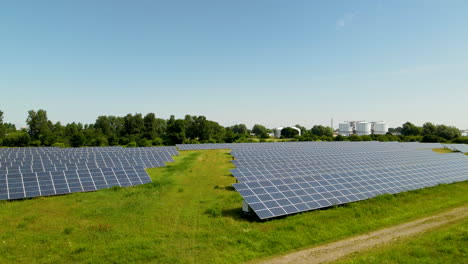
1 0 467 129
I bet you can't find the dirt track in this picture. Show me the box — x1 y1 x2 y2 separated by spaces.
257 206 468 264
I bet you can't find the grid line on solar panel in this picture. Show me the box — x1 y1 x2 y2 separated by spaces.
234 162 468 219
230 153 467 182
443 144 468 153
175 141 468 220
0 146 178 200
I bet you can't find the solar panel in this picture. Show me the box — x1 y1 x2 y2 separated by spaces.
0 146 178 200
178 141 468 220
444 144 468 153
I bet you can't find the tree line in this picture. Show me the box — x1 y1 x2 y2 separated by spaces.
0 109 466 147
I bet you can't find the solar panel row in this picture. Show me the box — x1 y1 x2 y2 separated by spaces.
0 146 178 200
0 166 150 200
179 141 468 220
444 144 468 153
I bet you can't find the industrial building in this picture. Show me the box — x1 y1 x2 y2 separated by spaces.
338 121 388 136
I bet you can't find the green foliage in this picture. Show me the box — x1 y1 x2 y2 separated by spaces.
252 124 268 137
281 127 299 138
137 138 152 147
151 137 164 146
434 125 460 141
126 141 138 147
360 135 372 141
0 109 465 147
311 125 333 137
165 115 186 145
388 127 402 134
451 137 468 144
294 124 308 135
422 134 447 143
52 142 67 148
70 133 86 147
422 122 436 135
2 131 30 147
334 135 348 141
348 135 362 141
227 124 249 135
401 122 422 136
26 109 52 142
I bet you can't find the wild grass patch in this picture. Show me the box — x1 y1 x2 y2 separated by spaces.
337 218 468 264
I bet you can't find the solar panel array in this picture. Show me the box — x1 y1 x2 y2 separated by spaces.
177 143 241 150
180 141 468 220
0 146 178 200
444 144 468 153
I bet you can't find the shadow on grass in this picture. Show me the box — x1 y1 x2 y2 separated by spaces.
221 208 263 222
213 185 236 191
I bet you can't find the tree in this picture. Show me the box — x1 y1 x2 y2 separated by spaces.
348 135 362 141
422 122 436 135
229 124 249 135
95 116 113 136
26 109 52 143
388 127 402 135
281 127 299 138
143 113 166 139
422 134 445 143
401 122 422 136
70 132 86 147
294 124 307 135
123 113 144 136
165 115 186 144
252 124 268 137
310 125 333 137
2 131 30 147
434 125 460 141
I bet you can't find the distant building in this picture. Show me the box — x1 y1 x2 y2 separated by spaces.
461 130 468 137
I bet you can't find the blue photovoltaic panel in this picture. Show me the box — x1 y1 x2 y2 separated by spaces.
178 141 468 220
0 146 178 200
444 144 468 153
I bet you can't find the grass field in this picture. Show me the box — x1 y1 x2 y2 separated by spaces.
0 150 467 263
432 148 459 154
337 218 468 263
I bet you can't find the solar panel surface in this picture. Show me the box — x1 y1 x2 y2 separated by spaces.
444 144 468 153
178 141 468 220
0 146 178 200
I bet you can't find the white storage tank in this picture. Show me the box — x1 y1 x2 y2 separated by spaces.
273 127 283 138
356 122 371 136
373 122 388 135
339 123 352 136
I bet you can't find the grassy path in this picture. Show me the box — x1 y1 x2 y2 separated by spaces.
256 205 468 264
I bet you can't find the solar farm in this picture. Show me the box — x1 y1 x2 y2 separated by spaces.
0 142 467 263
1 142 468 217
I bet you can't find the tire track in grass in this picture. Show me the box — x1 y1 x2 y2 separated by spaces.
256 205 468 264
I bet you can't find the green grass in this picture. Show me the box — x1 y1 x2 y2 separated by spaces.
432 148 459 154
337 218 468 264
0 150 467 264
